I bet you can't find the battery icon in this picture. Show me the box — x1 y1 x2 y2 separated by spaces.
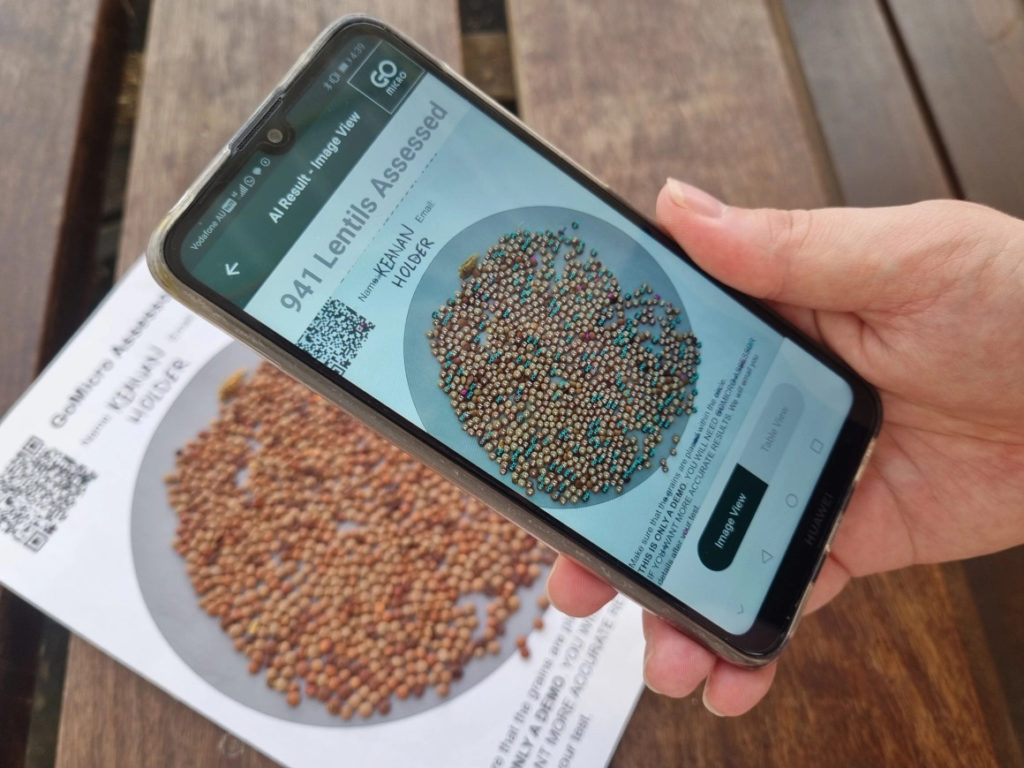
221 197 238 213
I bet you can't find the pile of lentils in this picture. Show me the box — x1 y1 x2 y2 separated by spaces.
166 363 552 720
426 225 701 505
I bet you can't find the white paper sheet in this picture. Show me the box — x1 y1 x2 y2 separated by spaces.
0 261 644 767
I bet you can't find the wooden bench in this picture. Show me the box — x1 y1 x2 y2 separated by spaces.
0 1 127 764
2 1 1022 765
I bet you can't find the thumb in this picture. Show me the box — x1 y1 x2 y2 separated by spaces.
656 179 949 311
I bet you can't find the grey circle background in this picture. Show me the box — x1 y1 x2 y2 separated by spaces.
403 206 694 508
131 342 547 727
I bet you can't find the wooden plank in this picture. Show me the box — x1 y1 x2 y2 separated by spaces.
782 1 1022 758
0 2 126 767
463 31 517 104
507 1 1002 765
614 568 1005 767
55 3 462 766
510 1 833 213
0 0 125 416
779 0 952 204
0 597 46 768
887 0 1024 217
114 2 462 276
943 559 1024 768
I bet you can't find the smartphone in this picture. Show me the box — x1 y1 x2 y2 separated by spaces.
147 16 880 666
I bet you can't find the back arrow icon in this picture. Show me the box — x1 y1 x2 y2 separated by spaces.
225 263 240 276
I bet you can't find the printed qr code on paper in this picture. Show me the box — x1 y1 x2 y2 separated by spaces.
296 299 374 376
0 436 96 552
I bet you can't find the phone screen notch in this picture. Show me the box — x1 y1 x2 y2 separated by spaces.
231 94 294 155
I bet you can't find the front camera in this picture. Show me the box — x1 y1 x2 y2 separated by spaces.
266 128 285 144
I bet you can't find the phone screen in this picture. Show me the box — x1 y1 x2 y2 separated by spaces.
169 26 874 648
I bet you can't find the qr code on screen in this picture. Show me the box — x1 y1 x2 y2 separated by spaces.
0 437 96 552
297 299 375 375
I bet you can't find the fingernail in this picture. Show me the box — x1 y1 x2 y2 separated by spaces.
641 638 662 693
702 684 725 717
666 178 725 218
543 578 555 608
643 665 666 696
645 677 667 696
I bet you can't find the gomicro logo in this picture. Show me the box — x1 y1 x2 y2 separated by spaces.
369 59 408 96
369 59 399 88
348 43 423 113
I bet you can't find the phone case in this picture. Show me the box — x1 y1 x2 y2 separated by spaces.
148 14 874 667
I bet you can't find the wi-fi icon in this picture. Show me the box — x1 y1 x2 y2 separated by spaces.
252 167 262 175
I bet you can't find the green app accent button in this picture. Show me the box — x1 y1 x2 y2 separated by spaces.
697 465 767 571
347 40 424 114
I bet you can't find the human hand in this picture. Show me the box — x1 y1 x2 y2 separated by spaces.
547 180 1024 715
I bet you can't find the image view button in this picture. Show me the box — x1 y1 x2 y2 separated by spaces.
698 465 768 571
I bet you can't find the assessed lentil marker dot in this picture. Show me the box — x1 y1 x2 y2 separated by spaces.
166 363 551 719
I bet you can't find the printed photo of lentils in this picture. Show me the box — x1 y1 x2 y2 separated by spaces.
165 363 553 720
426 224 701 505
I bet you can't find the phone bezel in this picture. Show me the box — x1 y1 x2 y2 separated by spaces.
148 15 881 666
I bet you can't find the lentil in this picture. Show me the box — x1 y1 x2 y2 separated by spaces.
167 364 552 718
426 227 700 505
